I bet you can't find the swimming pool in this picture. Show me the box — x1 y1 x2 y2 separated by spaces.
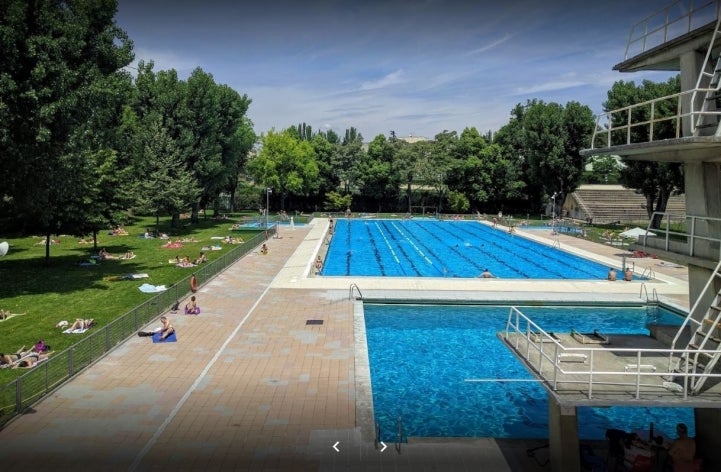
363 304 693 441
322 219 617 279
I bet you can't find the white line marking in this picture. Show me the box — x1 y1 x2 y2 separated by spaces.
129 282 274 471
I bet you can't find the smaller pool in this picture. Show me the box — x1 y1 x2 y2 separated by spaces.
365 304 692 442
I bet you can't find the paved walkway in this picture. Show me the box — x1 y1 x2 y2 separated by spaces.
0 219 690 471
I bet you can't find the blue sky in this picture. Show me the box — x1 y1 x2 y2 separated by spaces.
115 0 679 140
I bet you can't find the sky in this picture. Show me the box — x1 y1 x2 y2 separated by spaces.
115 0 682 141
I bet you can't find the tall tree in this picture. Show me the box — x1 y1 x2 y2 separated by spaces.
132 115 201 231
0 0 133 255
604 77 684 227
358 134 400 211
247 129 319 210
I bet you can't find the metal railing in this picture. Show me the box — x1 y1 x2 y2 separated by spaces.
638 212 721 260
0 229 273 428
623 0 719 60
501 307 721 400
349 283 363 300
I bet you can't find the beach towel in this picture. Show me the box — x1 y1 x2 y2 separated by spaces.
0 312 27 322
210 236 225 240
0 241 8 256
176 262 197 268
152 332 177 343
63 328 89 334
139 283 167 293
126 273 149 280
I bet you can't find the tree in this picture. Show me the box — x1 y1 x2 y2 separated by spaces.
0 0 133 256
132 115 201 231
604 77 684 227
520 100 594 216
247 129 319 210
358 134 400 211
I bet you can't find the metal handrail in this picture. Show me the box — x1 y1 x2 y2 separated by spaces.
589 88 721 149
623 0 719 60
639 212 721 260
349 283 363 300
395 415 403 454
502 306 721 400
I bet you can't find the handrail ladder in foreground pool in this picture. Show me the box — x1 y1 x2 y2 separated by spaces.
349 283 363 300
501 306 721 401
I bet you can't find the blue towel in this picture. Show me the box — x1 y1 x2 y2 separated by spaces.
152 332 177 343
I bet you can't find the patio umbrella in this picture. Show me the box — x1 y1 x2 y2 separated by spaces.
619 227 656 239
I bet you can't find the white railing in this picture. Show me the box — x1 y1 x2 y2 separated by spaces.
589 88 721 149
639 212 721 260
501 307 721 399
623 0 719 60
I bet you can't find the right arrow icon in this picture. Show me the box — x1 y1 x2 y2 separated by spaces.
380 441 387 452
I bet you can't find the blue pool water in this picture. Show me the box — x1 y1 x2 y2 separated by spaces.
322 219 618 279
364 304 693 441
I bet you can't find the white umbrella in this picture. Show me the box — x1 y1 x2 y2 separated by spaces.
619 227 656 239
0 241 8 256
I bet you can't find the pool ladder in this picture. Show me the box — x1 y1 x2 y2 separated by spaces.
395 415 403 454
349 283 363 300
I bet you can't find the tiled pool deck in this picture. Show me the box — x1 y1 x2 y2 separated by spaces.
0 219 690 471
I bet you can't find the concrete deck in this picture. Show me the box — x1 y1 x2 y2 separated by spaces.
0 219 691 471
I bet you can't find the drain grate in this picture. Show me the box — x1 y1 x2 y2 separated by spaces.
306 319 324 325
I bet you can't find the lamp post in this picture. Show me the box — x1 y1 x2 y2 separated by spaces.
266 188 272 229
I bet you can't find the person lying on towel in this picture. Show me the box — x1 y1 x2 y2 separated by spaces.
68 318 95 331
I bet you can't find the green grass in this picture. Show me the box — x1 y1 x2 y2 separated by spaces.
0 213 266 381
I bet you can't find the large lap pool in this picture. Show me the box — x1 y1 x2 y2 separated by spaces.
364 304 693 441
323 219 617 279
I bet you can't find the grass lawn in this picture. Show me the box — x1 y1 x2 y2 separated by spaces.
0 213 267 381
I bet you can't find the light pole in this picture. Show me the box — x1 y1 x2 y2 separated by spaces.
266 188 272 229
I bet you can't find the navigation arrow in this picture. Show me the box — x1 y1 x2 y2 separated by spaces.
332 441 340 452
380 441 387 452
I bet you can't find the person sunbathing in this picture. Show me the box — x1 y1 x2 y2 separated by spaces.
67 318 95 331
12 352 50 369
184 296 200 315
0 347 30 367
158 316 175 341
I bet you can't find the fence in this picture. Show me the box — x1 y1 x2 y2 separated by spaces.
0 228 273 428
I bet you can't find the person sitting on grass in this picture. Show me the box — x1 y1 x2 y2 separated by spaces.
98 248 116 260
194 252 207 265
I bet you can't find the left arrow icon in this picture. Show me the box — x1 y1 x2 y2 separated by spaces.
332 441 340 452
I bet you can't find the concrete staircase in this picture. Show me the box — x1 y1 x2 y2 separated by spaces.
566 185 686 224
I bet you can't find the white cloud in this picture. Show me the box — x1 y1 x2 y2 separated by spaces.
131 48 200 76
512 80 587 96
359 70 405 91
465 33 512 56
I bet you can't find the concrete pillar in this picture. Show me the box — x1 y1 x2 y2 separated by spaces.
680 50 705 136
684 162 721 307
694 408 721 470
548 400 580 471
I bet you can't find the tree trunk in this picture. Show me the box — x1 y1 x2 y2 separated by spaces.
44 233 51 263
171 212 180 228
92 229 98 252
191 202 200 224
